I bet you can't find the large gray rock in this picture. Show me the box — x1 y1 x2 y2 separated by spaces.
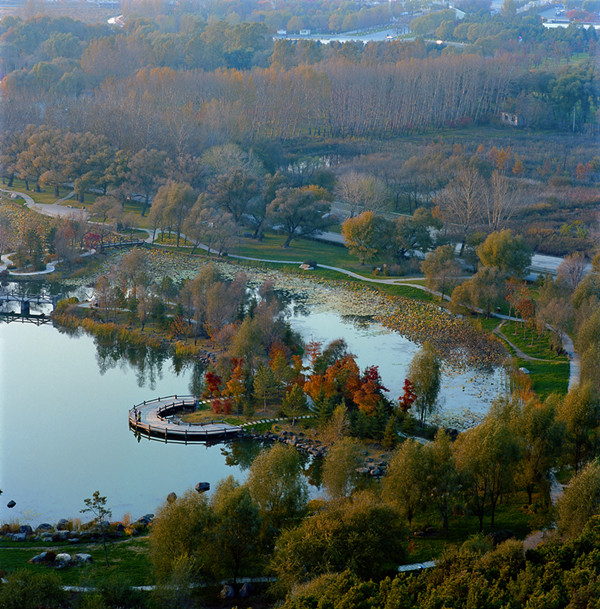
19 525 33 535
53 531 70 541
11 533 27 542
56 519 70 531
74 553 93 564
55 553 71 565
29 552 49 564
36 523 53 532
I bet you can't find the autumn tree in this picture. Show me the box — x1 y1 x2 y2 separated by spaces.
421 244 462 302
254 363 278 413
341 211 392 264
149 490 213 582
476 229 532 278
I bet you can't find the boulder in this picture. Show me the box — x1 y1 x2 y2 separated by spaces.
56 519 70 531
11 533 27 542
40 534 53 542
19 525 33 536
53 531 70 542
195 482 210 493
74 553 93 564
29 552 49 564
55 553 71 565
166 492 177 503
6 500 16 509
220 585 235 599
36 523 53 532
239 582 254 598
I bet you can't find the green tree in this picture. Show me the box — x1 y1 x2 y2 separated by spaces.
266 186 331 247
209 476 262 585
423 429 460 536
452 266 505 317
254 362 278 412
81 491 112 567
557 460 600 538
271 493 406 592
515 396 564 506
557 383 600 473
149 489 212 581
476 229 532 278
282 383 308 426
321 436 363 499
407 342 441 425
247 443 308 532
382 439 427 529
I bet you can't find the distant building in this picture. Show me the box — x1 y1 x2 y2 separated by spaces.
299 29 311 36
277 29 287 35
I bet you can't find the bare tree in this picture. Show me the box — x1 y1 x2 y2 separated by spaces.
483 171 521 232
435 167 485 256
557 252 589 292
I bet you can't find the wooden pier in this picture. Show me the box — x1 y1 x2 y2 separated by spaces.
129 395 241 443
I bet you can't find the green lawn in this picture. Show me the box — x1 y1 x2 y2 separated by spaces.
500 321 568 363
0 537 153 585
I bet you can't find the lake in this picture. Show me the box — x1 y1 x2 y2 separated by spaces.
0 294 504 525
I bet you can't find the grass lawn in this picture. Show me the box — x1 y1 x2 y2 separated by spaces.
408 492 541 563
233 233 377 275
500 321 568 363
0 537 153 585
378 283 436 303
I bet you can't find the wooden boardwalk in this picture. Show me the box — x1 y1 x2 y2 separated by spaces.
129 395 241 443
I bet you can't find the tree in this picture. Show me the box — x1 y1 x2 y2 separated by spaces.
149 489 212 582
382 439 427 529
421 244 462 302
557 383 600 473
126 148 167 216
557 252 588 292
266 186 331 247
271 493 406 592
435 167 485 255
423 430 460 536
282 383 308 426
152 181 196 247
341 211 392 264
452 266 505 318
209 476 262 585
407 342 441 425
557 460 600 538
476 229 532 278
321 437 363 500
207 168 259 223
254 363 278 413
393 208 440 261
515 396 564 506
81 491 112 567
454 399 521 530
246 443 308 532
335 171 388 216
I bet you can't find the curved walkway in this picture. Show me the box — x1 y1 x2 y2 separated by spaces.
129 395 240 442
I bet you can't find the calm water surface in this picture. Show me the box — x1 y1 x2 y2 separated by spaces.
1 304 504 525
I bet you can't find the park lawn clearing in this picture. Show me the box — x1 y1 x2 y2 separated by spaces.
0 537 153 586
501 321 569 363
233 233 379 276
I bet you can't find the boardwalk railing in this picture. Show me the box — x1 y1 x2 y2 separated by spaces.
129 395 240 444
